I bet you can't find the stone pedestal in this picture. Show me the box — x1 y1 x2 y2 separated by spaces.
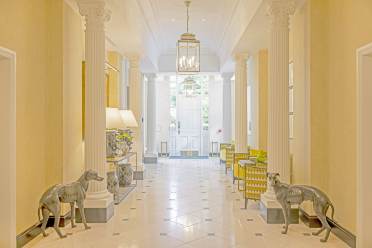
260 194 299 224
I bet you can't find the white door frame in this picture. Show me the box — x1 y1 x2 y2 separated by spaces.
0 47 16 247
356 42 372 248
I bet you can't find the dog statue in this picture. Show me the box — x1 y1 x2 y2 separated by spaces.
38 170 104 238
267 173 335 242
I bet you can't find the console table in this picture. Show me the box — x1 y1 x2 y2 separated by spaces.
107 152 138 204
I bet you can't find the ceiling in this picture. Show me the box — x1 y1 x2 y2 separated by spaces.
104 0 266 72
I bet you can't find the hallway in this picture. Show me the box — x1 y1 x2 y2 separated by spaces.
28 159 347 248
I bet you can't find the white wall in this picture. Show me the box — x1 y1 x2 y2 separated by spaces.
155 76 171 153
208 76 223 148
158 53 220 72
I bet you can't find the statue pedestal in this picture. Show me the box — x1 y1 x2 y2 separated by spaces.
76 191 114 223
260 193 299 224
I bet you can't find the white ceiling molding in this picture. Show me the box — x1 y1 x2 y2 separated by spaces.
103 0 265 73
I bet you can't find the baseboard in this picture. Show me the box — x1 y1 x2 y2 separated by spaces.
328 218 356 248
16 211 71 248
299 208 356 248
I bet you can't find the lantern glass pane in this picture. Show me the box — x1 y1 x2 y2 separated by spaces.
177 40 200 73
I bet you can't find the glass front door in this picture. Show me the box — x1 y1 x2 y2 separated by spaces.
169 75 208 157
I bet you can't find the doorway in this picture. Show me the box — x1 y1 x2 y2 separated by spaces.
169 75 209 157
0 47 16 247
357 43 372 248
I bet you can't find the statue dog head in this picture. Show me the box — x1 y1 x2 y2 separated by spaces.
84 169 104 182
267 172 280 187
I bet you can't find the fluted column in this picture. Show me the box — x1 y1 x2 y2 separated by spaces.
234 53 249 153
146 73 157 155
260 0 296 223
267 0 295 185
222 73 233 143
128 55 143 164
78 0 113 221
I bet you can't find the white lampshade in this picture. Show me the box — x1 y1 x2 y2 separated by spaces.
106 107 125 129
119 110 138 128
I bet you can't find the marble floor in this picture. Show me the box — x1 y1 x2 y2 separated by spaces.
27 159 348 248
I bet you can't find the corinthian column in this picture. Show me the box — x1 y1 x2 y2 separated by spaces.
221 73 233 144
260 0 296 224
78 0 114 222
144 73 158 163
234 53 249 153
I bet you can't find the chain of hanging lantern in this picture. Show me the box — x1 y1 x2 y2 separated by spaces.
176 0 200 74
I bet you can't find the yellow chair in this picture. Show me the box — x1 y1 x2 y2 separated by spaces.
225 145 235 174
219 143 231 164
233 153 250 191
242 159 268 209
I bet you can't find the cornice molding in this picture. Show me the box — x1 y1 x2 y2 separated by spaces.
234 52 249 63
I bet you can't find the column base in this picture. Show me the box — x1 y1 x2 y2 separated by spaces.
143 153 158 164
76 191 114 223
260 194 299 224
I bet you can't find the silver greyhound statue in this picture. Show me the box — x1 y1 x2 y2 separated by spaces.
267 173 335 242
38 170 104 238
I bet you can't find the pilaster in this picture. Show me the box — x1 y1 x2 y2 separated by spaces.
221 73 233 144
144 73 158 163
234 53 249 153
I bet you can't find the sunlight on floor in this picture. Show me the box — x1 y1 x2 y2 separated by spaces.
27 159 348 248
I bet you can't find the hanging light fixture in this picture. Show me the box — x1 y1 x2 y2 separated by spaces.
176 0 200 74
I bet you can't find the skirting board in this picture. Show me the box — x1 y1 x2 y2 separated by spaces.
16 211 71 248
299 208 356 248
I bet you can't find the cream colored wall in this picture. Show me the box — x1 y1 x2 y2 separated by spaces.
301 0 372 233
107 51 122 108
291 3 310 185
0 0 50 233
46 0 64 188
325 0 372 233
308 0 330 194
0 0 84 233
62 2 84 183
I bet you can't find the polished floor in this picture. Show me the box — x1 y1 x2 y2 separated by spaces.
28 159 348 248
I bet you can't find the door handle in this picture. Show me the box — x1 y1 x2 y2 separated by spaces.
178 121 180 135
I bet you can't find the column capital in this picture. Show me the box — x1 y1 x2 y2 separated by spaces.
77 0 111 28
145 73 157 82
127 54 141 68
221 72 234 81
267 0 296 29
233 52 249 64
